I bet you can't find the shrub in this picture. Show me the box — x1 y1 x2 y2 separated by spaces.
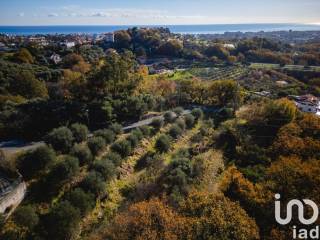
81 171 106 197
70 123 88 143
111 140 132 157
164 111 176 123
104 152 122 167
13 205 39 230
131 129 144 140
17 145 56 180
42 201 81 240
173 107 184 116
91 160 116 181
87 137 106 156
48 156 79 184
94 129 115 144
151 118 164 131
45 127 74 153
191 108 203 120
127 134 139 148
139 126 151 137
65 188 95 216
155 135 171 153
175 118 186 130
71 144 93 166
184 114 195 129
109 123 123 135
169 124 183 139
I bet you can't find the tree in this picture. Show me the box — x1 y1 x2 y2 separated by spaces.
184 114 195 129
87 137 106 156
42 201 81 240
94 129 115 144
45 127 74 153
47 156 79 185
65 188 95 216
109 123 123 135
151 118 164 131
14 48 34 64
115 30 132 49
164 111 176 123
111 140 132 157
205 45 230 60
17 145 56 180
91 159 116 181
208 80 240 107
158 40 183 57
191 108 203 120
81 171 106 197
13 205 39 231
105 198 189 240
155 135 171 153
181 191 260 240
71 144 93 166
70 123 88 143
169 124 183 139
9 70 48 99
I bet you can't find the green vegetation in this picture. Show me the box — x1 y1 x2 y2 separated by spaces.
1 26 320 240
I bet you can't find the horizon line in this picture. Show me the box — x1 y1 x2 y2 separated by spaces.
0 22 313 27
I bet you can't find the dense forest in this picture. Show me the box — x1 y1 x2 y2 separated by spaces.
0 27 320 240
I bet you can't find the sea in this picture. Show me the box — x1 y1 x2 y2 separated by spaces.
1 23 320 35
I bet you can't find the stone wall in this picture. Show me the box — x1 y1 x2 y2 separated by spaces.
0 181 26 217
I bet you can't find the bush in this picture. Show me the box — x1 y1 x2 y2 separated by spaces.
70 123 88 143
109 123 123 135
17 145 56 180
155 135 171 153
48 156 79 184
111 140 132 157
13 205 39 230
139 126 151 137
175 118 186 130
87 137 106 156
169 124 183 139
104 152 122 167
191 108 203 120
71 144 93 166
94 129 115 144
173 107 184 116
81 171 106 197
131 129 144 140
164 111 176 123
127 134 139 148
184 114 195 129
151 118 164 131
65 188 95 216
91 160 116 181
42 201 81 240
45 127 74 153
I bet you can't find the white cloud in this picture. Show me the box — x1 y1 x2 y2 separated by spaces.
18 12 25 17
48 13 59 17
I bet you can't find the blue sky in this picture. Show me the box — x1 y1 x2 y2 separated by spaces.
0 0 320 25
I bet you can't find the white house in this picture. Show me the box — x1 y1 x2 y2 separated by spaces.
104 33 115 43
61 41 76 49
291 95 320 116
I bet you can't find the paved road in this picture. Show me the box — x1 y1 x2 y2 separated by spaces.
123 109 191 131
0 106 220 157
0 141 45 159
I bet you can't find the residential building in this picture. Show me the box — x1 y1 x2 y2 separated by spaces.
104 33 115 43
290 94 320 116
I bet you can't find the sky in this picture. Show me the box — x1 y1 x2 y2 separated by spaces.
0 0 320 26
